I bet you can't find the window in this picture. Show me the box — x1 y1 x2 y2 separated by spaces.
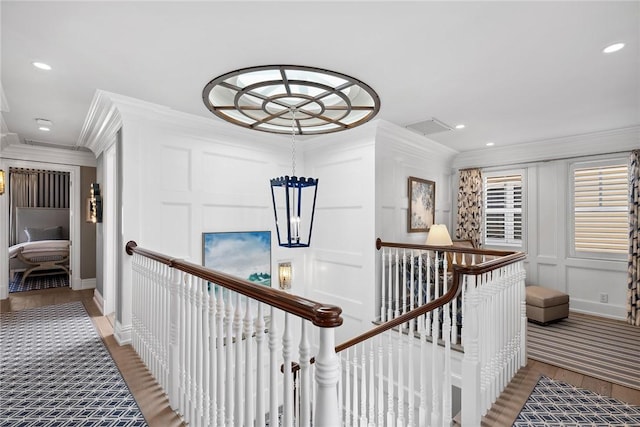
572 159 628 257
483 171 524 247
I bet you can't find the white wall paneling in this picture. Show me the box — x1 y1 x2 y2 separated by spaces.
456 136 635 320
303 125 377 343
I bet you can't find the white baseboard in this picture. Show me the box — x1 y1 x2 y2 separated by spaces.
79 278 96 290
570 298 626 321
93 289 105 315
114 321 132 345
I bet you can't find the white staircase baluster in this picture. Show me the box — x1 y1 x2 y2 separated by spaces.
387 249 393 322
396 327 404 427
344 348 351 426
282 313 293 427
234 293 243 427
352 348 358 427
244 296 254 426
376 336 384 427
402 249 407 318
208 283 217 426
225 289 234 426
168 267 181 409
315 327 340 427
216 288 226 427
255 303 266 427
268 307 279 427
360 349 368 426
381 250 386 322
368 341 375 427
299 321 311 427
386 333 395 427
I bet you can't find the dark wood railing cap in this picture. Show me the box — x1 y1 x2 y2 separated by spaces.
312 305 344 328
125 240 137 255
125 240 343 328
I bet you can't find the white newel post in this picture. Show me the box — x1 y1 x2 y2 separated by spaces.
519 262 527 368
315 327 340 427
168 267 182 409
461 279 481 427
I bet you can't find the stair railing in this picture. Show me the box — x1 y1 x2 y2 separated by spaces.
322 239 526 426
125 241 343 427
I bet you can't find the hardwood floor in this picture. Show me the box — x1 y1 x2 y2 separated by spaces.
481 352 640 427
1 287 185 427
3 288 639 427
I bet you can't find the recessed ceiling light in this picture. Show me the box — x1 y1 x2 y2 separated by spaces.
486 142 495 147
32 62 52 71
603 42 625 54
38 126 51 132
455 124 465 129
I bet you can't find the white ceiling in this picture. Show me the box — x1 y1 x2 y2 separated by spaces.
1 1 638 153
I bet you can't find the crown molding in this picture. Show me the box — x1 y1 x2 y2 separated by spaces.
78 90 290 156
376 119 459 162
452 126 640 169
77 90 123 157
0 132 96 167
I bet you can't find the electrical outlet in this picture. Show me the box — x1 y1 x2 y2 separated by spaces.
599 293 608 303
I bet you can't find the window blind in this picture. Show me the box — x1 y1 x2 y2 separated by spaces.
574 164 628 254
484 174 523 246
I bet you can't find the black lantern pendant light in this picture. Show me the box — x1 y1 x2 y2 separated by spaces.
270 110 319 248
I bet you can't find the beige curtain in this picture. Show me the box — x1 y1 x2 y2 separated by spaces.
8 168 70 245
455 168 483 248
628 150 639 326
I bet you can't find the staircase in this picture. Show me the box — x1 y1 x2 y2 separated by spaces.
123 238 526 426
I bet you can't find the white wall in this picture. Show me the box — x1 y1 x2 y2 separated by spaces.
80 92 316 342
376 121 458 244
302 124 377 343
79 91 462 346
452 126 639 320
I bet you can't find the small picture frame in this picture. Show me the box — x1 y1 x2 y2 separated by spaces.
408 176 435 232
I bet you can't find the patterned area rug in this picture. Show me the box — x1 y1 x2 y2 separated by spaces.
528 312 640 390
9 271 69 293
513 376 640 426
0 302 147 426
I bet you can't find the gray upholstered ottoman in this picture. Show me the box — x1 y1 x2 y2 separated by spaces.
526 285 569 325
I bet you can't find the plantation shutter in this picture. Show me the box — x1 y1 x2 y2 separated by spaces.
573 164 628 254
484 174 523 246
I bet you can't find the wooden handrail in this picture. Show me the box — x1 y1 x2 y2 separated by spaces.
289 238 526 372
376 237 527 275
125 241 343 328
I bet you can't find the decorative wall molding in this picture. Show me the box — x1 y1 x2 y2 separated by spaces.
453 126 640 169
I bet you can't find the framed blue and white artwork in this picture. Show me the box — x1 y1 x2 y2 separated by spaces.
202 231 272 286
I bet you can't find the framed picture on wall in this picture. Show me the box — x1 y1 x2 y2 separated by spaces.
408 177 435 232
202 231 272 286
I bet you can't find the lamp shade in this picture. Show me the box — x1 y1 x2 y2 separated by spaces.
426 224 453 246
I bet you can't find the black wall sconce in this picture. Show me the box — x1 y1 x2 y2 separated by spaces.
87 183 102 223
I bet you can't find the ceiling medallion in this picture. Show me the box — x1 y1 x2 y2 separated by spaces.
202 65 380 135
